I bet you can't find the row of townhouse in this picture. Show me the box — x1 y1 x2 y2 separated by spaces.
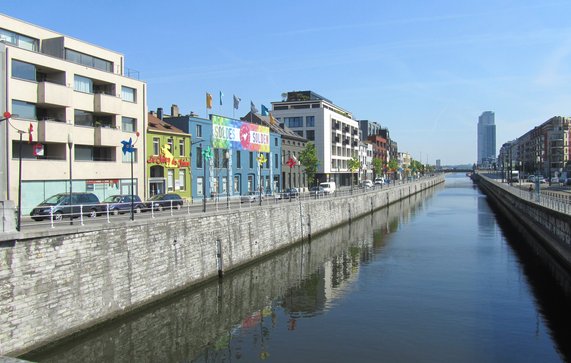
498 116 571 178
0 14 402 216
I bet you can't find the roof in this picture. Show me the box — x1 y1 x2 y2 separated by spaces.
242 112 307 142
147 113 189 135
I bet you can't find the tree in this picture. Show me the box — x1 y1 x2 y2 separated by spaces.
348 157 361 190
299 142 319 186
372 158 383 179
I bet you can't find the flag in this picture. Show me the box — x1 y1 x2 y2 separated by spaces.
206 92 213 109
233 94 241 109
219 91 223 106
28 123 33 143
269 112 278 126
261 105 269 116
250 101 258 114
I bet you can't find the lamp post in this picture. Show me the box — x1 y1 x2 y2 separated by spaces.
257 153 267 206
225 150 230 209
16 130 24 231
202 145 213 213
67 133 73 225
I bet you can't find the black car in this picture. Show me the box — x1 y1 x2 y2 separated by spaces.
102 195 145 215
309 186 325 197
30 192 101 221
145 193 184 211
281 188 300 199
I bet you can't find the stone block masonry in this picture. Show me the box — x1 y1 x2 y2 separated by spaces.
0 176 444 356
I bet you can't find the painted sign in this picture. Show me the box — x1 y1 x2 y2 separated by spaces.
211 115 269 152
147 144 190 168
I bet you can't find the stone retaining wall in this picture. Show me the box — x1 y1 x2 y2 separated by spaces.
0 176 443 356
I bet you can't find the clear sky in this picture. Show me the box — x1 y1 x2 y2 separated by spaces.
3 0 571 165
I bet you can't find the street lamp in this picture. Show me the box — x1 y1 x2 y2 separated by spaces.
202 145 213 212
68 133 73 225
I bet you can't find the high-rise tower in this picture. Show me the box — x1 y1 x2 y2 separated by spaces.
477 111 496 166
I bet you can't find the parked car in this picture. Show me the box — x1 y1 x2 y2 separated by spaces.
281 188 300 199
30 192 101 221
241 191 264 203
527 175 535 182
319 182 336 195
360 180 373 189
102 195 145 215
145 193 183 211
309 186 325 197
374 178 385 186
550 177 559 184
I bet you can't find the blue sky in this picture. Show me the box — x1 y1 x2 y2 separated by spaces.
4 0 571 165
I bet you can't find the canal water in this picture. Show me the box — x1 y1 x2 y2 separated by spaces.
24 174 571 363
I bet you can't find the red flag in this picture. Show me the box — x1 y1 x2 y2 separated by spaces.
28 123 33 143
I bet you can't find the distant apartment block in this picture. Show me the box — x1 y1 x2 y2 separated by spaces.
0 14 146 213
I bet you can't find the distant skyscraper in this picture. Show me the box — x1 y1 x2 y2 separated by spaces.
477 111 496 166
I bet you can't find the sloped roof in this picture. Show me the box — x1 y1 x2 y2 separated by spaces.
148 113 189 135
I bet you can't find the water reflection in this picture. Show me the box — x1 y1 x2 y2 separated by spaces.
24 187 437 363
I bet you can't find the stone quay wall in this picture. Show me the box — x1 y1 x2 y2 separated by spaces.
475 173 571 271
0 175 444 356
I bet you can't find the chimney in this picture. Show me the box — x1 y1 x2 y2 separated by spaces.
157 108 163 120
171 104 180 117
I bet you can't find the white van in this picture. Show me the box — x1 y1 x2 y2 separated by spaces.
319 182 336 195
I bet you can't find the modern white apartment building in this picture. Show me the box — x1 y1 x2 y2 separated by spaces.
0 14 146 214
271 91 360 186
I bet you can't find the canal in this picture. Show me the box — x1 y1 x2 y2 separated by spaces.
24 173 571 363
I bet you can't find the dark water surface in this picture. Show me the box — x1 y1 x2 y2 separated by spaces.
25 174 571 362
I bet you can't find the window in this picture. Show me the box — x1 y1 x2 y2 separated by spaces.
121 86 136 102
196 146 203 168
179 139 185 157
234 175 240 193
236 150 241 168
294 130 304 137
196 124 203 137
153 138 160 155
248 175 254 192
306 116 315 127
74 109 94 127
274 137 278 146
11 60 36 81
285 117 303 128
197 177 204 196
274 153 278 169
65 49 112 72
75 146 115 161
167 169 174 192
121 149 137 163
74 75 93 93
167 138 174 155
178 169 186 191
249 152 254 168
12 100 36 120
222 176 228 193
122 117 136 133
306 130 315 141
0 28 38 51
265 153 270 168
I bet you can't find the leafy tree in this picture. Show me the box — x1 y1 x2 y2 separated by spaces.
372 158 383 179
299 142 319 186
348 157 361 189
388 159 398 172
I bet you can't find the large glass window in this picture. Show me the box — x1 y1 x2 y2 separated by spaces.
74 75 93 93
285 117 303 128
121 86 136 102
306 130 315 141
65 49 112 72
75 146 115 161
12 100 36 120
306 116 315 127
74 109 94 127
122 117 136 132
11 60 36 81
0 28 38 51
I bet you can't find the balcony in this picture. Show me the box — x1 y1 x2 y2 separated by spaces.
94 93 122 114
37 119 72 143
37 82 72 107
94 126 124 146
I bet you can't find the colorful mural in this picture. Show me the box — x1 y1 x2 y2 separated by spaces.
211 115 270 152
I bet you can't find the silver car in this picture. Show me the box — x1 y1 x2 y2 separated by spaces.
240 192 264 203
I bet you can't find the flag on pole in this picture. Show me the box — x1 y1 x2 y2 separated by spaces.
206 92 213 109
233 95 241 109
269 112 278 126
261 104 269 116
250 101 258 114
219 91 223 106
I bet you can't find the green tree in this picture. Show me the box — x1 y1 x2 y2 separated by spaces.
372 158 383 179
299 142 319 186
348 157 361 190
